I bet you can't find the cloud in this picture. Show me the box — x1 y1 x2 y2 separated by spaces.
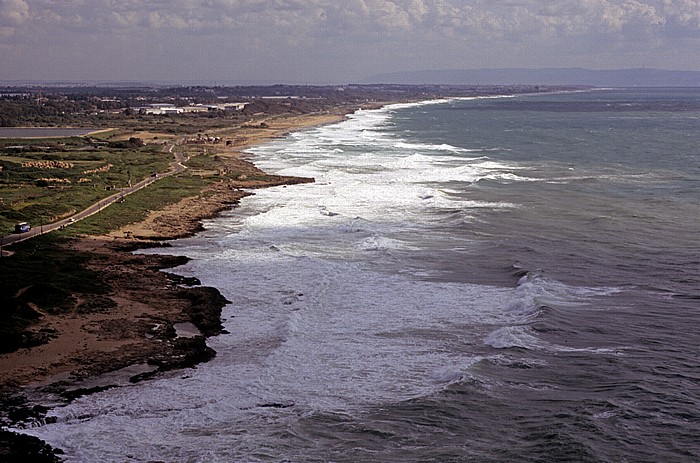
5 0 700 39
2 0 700 82
0 0 29 36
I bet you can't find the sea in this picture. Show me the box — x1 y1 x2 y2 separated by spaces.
19 89 700 462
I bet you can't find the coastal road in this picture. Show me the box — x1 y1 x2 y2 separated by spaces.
1 143 187 248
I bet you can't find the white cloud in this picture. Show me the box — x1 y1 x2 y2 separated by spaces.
6 0 700 38
0 0 29 36
2 0 700 82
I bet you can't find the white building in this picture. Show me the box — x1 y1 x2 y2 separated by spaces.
130 102 248 115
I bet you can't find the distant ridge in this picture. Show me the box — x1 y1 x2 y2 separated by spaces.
363 68 700 87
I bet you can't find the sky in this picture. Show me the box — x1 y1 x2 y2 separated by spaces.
2 0 700 84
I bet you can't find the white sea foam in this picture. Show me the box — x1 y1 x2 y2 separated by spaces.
483 325 622 355
483 326 544 349
23 255 514 461
19 99 623 462
394 141 476 153
483 273 622 352
384 94 517 112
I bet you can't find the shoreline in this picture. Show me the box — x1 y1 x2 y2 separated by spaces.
0 87 587 459
0 110 352 389
0 107 356 460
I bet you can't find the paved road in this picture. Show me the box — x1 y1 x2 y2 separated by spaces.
1 143 187 248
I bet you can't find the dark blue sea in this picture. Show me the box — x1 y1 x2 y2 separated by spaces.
21 89 700 462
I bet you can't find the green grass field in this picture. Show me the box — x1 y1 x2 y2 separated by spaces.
0 136 173 233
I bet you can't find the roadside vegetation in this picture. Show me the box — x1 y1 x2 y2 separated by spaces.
0 136 170 234
62 174 207 236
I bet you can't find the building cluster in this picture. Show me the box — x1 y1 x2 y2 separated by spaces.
183 133 223 144
132 102 249 115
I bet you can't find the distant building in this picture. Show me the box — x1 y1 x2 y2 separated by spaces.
221 102 249 110
134 104 184 115
182 106 209 113
129 102 248 115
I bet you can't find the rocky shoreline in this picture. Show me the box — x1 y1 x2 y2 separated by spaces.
0 240 231 462
0 112 336 461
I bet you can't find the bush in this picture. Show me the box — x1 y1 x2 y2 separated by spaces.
108 137 144 149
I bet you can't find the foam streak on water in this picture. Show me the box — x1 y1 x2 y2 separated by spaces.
19 92 700 462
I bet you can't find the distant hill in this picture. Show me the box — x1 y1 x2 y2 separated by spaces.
363 68 700 87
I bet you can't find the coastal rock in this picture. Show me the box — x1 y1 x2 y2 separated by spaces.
0 430 62 463
180 286 230 337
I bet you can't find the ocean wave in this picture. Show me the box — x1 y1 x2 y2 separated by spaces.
483 325 622 355
356 235 409 253
483 326 544 349
394 141 475 153
482 273 624 353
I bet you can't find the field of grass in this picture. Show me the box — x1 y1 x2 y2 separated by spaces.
61 174 209 236
0 136 172 233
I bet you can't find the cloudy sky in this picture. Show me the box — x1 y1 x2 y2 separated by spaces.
2 0 700 84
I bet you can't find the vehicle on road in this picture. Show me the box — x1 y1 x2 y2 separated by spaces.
14 222 31 233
